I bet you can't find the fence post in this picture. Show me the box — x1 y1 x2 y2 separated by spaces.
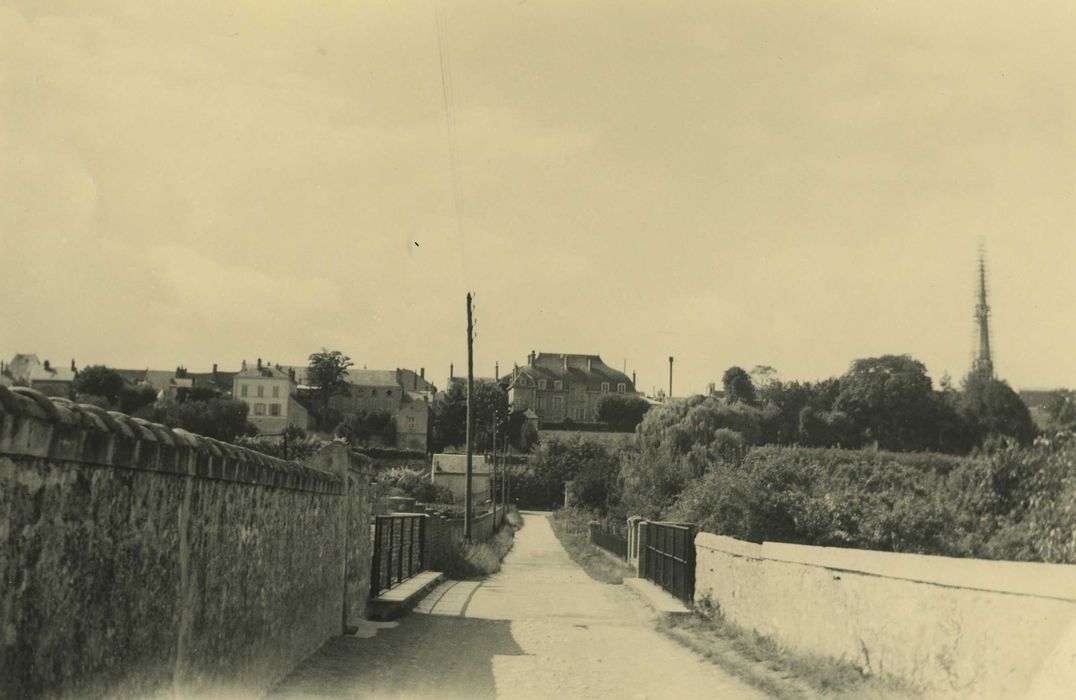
369 517 382 599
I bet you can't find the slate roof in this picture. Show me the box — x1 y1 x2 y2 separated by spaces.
510 353 635 393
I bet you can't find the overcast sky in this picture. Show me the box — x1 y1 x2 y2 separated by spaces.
3 1 1074 394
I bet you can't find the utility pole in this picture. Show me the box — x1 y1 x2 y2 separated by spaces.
491 409 498 526
502 439 509 516
464 292 474 540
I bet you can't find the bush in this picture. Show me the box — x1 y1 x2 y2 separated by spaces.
379 466 455 504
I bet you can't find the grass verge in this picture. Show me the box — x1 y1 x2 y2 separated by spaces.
548 508 634 584
658 598 918 700
431 507 523 580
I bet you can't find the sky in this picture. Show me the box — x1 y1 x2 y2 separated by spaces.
2 0 1075 394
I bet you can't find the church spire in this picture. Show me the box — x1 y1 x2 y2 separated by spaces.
972 246 994 379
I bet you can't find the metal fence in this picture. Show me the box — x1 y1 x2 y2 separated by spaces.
369 514 426 599
589 521 628 560
639 520 696 604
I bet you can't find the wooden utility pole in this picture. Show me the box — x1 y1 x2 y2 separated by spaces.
464 292 474 540
491 410 498 526
502 440 509 514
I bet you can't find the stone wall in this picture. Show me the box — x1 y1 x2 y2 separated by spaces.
0 386 373 700
694 533 1076 698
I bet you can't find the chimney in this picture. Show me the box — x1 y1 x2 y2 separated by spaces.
242 359 247 370
420 367 425 379
668 356 674 398
529 351 536 367
562 355 567 371
495 361 500 380
70 359 76 372
288 368 296 383
632 370 636 387
257 357 262 370
450 363 454 379
43 359 51 371
212 363 218 378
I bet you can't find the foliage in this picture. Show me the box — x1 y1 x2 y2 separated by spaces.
72 365 126 405
721 366 757 405
186 385 223 403
336 409 397 447
527 437 622 513
378 466 455 504
1043 390 1076 430
236 428 327 462
595 393 651 432
307 349 353 420
834 354 941 451
135 398 256 443
118 383 159 414
429 379 508 452
960 373 1036 446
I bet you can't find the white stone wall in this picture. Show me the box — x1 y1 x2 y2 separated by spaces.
694 533 1076 698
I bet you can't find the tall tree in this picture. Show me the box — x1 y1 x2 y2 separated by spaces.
722 366 757 405
429 380 508 452
961 374 1036 446
834 354 938 451
307 349 353 418
596 393 651 432
72 365 125 405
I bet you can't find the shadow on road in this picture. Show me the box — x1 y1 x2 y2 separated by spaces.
270 615 526 699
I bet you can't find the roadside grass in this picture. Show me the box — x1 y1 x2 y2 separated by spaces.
431 507 523 580
548 508 633 584
658 598 918 700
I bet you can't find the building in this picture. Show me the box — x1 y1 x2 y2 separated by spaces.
507 351 638 424
431 453 490 504
1 354 77 398
233 360 309 434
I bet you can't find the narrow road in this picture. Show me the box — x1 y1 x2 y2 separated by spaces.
270 511 767 699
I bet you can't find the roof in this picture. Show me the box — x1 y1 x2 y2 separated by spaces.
344 369 400 388
510 352 635 393
29 363 76 383
4 354 41 383
235 365 291 381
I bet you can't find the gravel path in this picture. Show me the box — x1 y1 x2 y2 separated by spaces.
270 511 767 699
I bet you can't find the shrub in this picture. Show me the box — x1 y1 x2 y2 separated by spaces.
379 466 455 504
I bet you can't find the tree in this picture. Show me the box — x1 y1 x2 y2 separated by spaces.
595 393 651 432
135 398 256 443
118 383 158 414
961 374 1036 446
530 436 621 513
722 366 757 405
834 355 938 451
307 349 353 418
336 410 398 447
429 380 508 452
1043 390 1076 430
73 365 126 405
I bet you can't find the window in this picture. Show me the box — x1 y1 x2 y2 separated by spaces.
269 403 281 416
538 397 547 410
617 383 626 393
257 385 264 398
601 382 610 393
254 403 266 415
552 395 564 411
538 379 547 390
241 385 248 397
554 380 563 390
272 385 280 398
407 416 416 429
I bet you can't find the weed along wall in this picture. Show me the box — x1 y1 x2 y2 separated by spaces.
694 533 1076 698
0 386 374 700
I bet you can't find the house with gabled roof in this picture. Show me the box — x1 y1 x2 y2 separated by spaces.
507 351 638 425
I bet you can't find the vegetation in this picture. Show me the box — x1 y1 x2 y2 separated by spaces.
548 508 633 584
660 598 915 700
377 466 455 504
429 507 523 579
335 409 397 447
135 397 256 443
236 427 327 462
429 379 508 452
72 364 158 414
595 393 651 431
306 349 353 424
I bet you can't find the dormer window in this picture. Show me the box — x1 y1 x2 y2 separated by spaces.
554 380 563 390
601 382 610 393
617 383 626 393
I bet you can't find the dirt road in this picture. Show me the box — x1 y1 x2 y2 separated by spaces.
270 511 767 699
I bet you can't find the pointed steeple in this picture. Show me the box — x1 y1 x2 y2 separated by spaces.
972 246 994 379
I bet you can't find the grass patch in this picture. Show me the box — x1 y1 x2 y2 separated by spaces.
431 507 523 580
548 508 634 584
659 598 918 700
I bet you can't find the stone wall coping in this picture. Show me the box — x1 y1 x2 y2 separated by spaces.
0 385 342 495
695 531 1076 602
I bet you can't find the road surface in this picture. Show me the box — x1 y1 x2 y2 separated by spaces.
270 511 767 699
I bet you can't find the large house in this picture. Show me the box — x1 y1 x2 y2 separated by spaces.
233 360 309 434
507 351 638 424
